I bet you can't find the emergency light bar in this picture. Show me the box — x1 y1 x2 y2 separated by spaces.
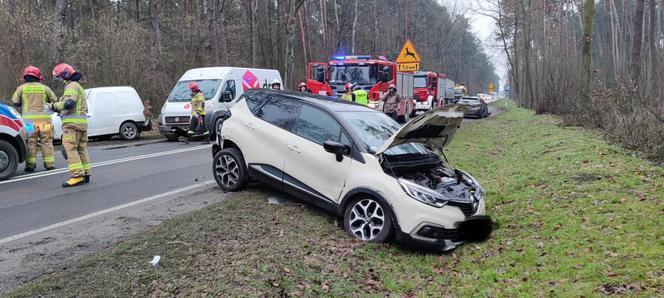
332 55 373 60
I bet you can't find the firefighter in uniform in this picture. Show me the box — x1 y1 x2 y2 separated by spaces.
186 82 210 144
11 66 58 172
352 85 369 106
50 63 90 187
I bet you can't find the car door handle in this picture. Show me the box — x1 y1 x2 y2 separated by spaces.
245 122 256 129
288 145 301 153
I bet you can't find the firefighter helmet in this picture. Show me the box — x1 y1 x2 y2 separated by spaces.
188 82 200 92
345 82 353 91
52 63 76 80
23 65 43 81
388 83 397 90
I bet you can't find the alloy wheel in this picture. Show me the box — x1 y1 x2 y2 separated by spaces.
122 123 137 139
348 199 385 241
0 150 9 171
215 154 239 189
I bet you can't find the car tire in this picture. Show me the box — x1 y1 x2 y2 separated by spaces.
119 121 140 141
213 147 248 191
0 140 19 181
343 196 394 243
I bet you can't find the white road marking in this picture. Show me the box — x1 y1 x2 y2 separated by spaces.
0 180 216 246
1 145 209 185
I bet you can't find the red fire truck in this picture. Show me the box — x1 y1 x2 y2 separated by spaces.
413 71 456 113
307 55 415 122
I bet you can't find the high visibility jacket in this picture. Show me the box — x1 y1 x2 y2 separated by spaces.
341 92 355 102
54 81 88 130
191 92 206 116
353 89 369 106
11 82 57 122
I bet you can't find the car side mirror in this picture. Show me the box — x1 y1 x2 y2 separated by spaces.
219 91 233 102
323 140 350 162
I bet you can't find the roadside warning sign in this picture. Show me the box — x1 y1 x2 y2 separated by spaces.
396 39 421 63
397 39 421 71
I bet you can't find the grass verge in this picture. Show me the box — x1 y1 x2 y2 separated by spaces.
10 101 664 297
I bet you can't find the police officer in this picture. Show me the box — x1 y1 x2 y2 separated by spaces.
352 85 369 106
11 66 58 172
50 63 90 187
186 82 210 144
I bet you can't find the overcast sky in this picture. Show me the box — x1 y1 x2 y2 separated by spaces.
440 0 508 87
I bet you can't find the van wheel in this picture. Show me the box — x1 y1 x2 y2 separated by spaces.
119 121 140 141
0 140 19 181
213 148 248 191
343 196 394 243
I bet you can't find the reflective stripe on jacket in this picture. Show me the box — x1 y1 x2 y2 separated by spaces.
55 81 88 129
11 82 57 121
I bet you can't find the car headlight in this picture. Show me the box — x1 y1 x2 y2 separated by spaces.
398 178 449 208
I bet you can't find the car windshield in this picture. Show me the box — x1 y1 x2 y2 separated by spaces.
328 65 377 85
414 76 427 88
338 111 430 155
167 79 221 102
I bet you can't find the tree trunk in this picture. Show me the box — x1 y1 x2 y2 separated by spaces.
320 0 327 56
8 0 17 16
298 5 309 72
135 0 140 22
283 0 305 88
149 0 160 70
580 0 595 110
218 0 229 65
204 0 215 65
351 0 358 54
648 0 657 67
632 0 645 85
52 0 66 66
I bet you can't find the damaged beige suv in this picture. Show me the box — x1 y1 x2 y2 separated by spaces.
212 89 492 251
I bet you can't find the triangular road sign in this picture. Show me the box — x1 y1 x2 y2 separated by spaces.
396 39 421 63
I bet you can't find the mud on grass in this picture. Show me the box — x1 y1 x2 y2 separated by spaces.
10 101 664 297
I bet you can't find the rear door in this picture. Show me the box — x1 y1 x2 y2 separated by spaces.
283 104 352 207
245 97 302 188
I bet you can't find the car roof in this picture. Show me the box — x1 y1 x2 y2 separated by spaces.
245 89 375 114
87 86 137 93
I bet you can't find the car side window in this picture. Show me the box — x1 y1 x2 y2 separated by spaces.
224 80 236 99
243 94 266 113
255 98 301 132
296 105 349 146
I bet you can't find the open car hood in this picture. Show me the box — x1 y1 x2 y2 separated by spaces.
375 105 464 154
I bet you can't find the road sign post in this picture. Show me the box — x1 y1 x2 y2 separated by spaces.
396 39 421 72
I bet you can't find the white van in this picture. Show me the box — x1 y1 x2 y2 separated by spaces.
158 67 282 141
53 86 149 141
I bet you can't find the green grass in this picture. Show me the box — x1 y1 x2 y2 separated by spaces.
10 101 664 297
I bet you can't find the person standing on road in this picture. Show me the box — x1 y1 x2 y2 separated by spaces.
186 82 210 144
381 83 400 121
11 66 58 172
50 63 90 187
341 82 356 102
297 82 309 92
270 79 282 90
352 85 369 106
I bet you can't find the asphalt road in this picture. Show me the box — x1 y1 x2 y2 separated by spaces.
0 140 213 240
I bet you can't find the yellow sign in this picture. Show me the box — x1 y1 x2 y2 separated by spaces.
396 39 421 63
398 63 420 72
489 82 495 93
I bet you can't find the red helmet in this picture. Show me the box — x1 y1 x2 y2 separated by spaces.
188 82 200 92
23 65 43 81
52 63 76 80
345 83 353 91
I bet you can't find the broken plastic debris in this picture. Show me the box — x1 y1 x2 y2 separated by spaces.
150 255 161 268
267 197 283 205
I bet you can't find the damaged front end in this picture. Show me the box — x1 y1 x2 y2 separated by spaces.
381 151 493 250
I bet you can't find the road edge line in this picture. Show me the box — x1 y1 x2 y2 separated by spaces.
0 180 216 246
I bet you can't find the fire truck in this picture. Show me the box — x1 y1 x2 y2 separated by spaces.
307 55 415 122
413 71 457 113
